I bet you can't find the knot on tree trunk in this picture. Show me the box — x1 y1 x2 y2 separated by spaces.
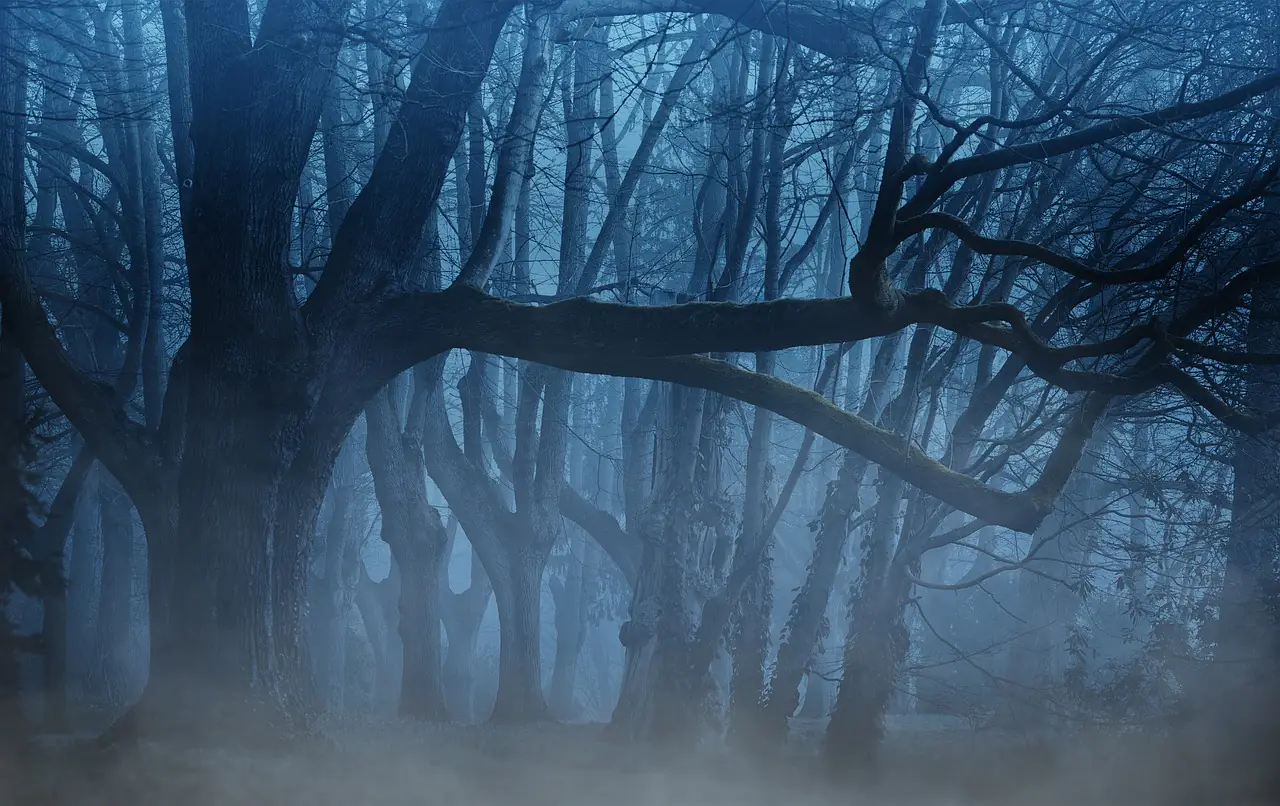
619 597 660 649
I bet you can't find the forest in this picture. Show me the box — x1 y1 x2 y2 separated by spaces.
0 0 1278 802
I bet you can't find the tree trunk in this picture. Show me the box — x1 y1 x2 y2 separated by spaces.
547 593 581 720
443 548 492 723
759 453 863 736
727 553 772 741
760 332 903 741
611 493 713 743
367 380 450 721
313 443 360 714
89 473 136 711
355 561 401 715
823 561 913 774
66 472 101 708
548 538 599 721
489 556 547 723
393 538 446 720
609 379 734 745
279 428 359 724
123 388 339 743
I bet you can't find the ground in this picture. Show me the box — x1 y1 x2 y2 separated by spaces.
0 716 1269 806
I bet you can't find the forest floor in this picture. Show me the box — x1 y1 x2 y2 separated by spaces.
0 715 1268 806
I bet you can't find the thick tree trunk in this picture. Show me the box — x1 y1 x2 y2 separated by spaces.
610 380 734 745
820 442 920 773
355 561 402 714
279 425 361 724
367 383 450 721
611 544 663 737
312 446 360 714
822 563 913 774
489 556 547 723
89 473 136 710
146 510 268 735
547 606 581 720
611 499 716 743
548 538 599 720
121 393 341 743
312 494 345 708
392 537 447 721
612 596 711 745
727 556 772 738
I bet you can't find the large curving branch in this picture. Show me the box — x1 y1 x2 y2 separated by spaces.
522 354 1108 534
0 331 155 505
0 256 160 502
373 268 1280 400
369 285 1154 381
372 286 924 385
369 264 1280 532
374 291 1088 532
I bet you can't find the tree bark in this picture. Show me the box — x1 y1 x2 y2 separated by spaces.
548 537 600 720
31 445 94 731
442 548 491 723
489 556 547 723
312 442 361 713
822 561 913 774
355 560 401 714
392 535 447 721
610 385 714 743
366 386 449 721
89 472 136 710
